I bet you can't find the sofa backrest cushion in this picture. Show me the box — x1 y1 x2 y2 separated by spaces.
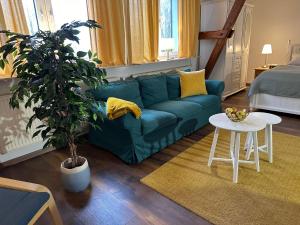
136 74 168 107
91 79 144 108
162 69 191 100
163 70 180 100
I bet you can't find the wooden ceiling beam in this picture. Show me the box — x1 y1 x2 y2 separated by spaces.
201 0 246 79
199 29 234 40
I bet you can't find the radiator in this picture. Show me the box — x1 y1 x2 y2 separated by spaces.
0 94 45 163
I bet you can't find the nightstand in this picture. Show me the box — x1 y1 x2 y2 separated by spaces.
254 67 271 78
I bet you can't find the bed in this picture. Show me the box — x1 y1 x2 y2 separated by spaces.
249 43 300 115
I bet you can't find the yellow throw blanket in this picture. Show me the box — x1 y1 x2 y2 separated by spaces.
106 97 142 120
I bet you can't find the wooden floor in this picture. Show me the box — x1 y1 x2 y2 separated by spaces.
1 90 300 225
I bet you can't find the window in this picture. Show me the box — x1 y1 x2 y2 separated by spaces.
22 0 39 34
159 0 178 60
22 0 179 62
22 0 90 53
51 0 91 53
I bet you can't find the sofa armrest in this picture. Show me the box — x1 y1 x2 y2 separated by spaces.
94 103 142 134
205 80 225 97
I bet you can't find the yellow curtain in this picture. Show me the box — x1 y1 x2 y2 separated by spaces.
0 0 29 33
127 0 159 64
87 0 159 66
178 0 201 58
144 0 159 62
0 0 29 76
87 0 127 66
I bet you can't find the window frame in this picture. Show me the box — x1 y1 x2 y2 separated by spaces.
158 0 179 61
22 0 91 53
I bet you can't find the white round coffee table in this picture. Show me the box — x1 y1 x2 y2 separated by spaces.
244 112 282 163
208 113 267 183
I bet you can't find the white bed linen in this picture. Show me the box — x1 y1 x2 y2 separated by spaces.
250 93 300 115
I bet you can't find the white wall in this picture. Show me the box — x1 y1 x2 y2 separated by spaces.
247 0 300 82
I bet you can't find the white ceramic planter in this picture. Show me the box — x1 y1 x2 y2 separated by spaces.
60 156 90 192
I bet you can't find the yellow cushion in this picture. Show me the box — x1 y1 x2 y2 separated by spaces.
179 69 207 98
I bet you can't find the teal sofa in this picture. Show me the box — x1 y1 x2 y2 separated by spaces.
89 71 224 164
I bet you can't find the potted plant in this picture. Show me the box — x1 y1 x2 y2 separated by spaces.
0 20 107 192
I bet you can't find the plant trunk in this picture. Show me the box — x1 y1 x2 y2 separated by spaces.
68 136 78 168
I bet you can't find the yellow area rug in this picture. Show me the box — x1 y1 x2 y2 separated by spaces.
141 130 300 225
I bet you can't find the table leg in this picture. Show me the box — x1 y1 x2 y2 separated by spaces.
208 128 220 166
265 125 268 148
252 131 260 172
233 132 240 183
244 132 250 150
230 131 235 159
245 132 253 160
267 124 273 163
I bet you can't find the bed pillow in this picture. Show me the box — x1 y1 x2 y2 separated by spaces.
288 57 300 66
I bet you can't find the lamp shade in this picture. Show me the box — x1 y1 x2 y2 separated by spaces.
262 44 272 54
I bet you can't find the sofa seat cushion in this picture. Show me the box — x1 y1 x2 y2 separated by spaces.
181 95 221 108
0 188 50 225
91 80 144 108
136 75 168 107
141 109 177 135
148 100 203 121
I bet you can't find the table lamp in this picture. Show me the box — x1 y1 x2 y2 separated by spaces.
262 44 272 68
160 38 175 60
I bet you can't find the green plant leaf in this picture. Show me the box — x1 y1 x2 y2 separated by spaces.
93 113 97 121
93 58 102 64
88 50 92 59
77 51 87 58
